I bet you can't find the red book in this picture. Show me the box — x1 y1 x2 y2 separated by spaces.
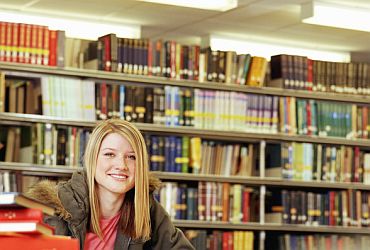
42 27 50 66
5 22 12 62
49 30 57 66
100 82 108 120
307 58 313 91
24 24 32 64
0 208 43 221
147 40 153 76
11 23 19 63
18 23 26 63
0 22 6 61
0 234 79 250
30 24 38 64
306 100 312 135
329 191 335 226
242 188 251 222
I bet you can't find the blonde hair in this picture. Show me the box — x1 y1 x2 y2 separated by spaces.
84 119 150 240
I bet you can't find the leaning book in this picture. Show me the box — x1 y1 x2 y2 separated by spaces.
0 192 55 216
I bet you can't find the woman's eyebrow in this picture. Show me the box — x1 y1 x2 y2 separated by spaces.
101 147 117 151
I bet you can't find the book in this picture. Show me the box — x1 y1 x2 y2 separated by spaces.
0 220 54 235
0 234 79 250
0 208 43 221
0 192 55 216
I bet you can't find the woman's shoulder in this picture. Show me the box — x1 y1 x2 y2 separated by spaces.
26 171 89 220
26 178 71 219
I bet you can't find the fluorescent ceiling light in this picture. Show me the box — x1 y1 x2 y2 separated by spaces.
139 0 237 11
302 1 370 32
0 10 141 40
209 35 350 62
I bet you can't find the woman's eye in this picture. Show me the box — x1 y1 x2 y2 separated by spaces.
127 155 136 160
104 153 115 157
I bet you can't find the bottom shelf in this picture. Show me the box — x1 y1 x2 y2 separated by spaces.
180 229 370 250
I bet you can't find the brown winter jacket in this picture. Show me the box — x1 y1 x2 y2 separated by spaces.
27 171 195 250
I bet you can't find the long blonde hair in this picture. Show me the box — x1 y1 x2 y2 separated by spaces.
84 119 150 240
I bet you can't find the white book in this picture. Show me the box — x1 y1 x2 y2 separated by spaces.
82 80 96 121
364 154 370 184
41 76 52 116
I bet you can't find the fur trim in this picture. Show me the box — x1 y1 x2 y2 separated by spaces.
26 180 71 220
149 172 161 193
27 171 160 220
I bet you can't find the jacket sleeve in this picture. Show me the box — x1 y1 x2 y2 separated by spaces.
44 215 71 236
150 199 195 250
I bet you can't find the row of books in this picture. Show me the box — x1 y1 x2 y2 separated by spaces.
279 97 369 139
269 234 370 250
270 54 370 95
95 33 370 96
0 171 46 193
158 182 257 223
201 50 267 86
0 21 65 67
267 189 370 227
3 123 370 185
0 124 91 167
266 143 370 184
1 73 95 121
1 22 370 96
184 230 254 250
0 192 78 249
146 135 255 176
3 72 370 139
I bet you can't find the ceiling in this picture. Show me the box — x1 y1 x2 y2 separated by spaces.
1 0 370 55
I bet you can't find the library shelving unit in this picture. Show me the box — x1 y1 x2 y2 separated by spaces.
1 61 370 250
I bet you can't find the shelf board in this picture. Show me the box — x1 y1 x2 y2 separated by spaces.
1 113 370 147
0 162 82 176
174 220 370 234
1 62 369 104
2 162 369 189
154 172 370 190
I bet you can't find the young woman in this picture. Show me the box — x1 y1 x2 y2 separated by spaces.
28 119 194 249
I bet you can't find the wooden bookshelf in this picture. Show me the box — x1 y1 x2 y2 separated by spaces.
1 61 370 248
1 112 370 147
0 162 81 176
2 162 370 191
154 172 370 191
1 62 370 104
175 220 370 234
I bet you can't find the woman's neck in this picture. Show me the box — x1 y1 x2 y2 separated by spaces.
97 189 125 218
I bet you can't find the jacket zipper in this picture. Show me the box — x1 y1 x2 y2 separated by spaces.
127 237 131 249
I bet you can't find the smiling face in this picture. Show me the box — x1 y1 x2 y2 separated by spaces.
95 132 136 199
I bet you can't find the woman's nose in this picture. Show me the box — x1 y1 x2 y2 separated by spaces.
114 156 128 170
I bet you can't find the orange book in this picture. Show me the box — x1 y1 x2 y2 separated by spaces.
222 182 230 222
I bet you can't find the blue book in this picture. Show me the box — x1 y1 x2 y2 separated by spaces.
174 136 182 172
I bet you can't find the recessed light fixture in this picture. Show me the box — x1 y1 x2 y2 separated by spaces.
0 10 141 40
139 0 238 11
302 1 370 33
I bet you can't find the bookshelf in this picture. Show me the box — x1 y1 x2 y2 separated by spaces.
1 47 370 250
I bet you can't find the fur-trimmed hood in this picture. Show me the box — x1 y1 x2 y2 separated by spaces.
26 171 161 221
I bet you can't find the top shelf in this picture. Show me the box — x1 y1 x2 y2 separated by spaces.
1 62 369 104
